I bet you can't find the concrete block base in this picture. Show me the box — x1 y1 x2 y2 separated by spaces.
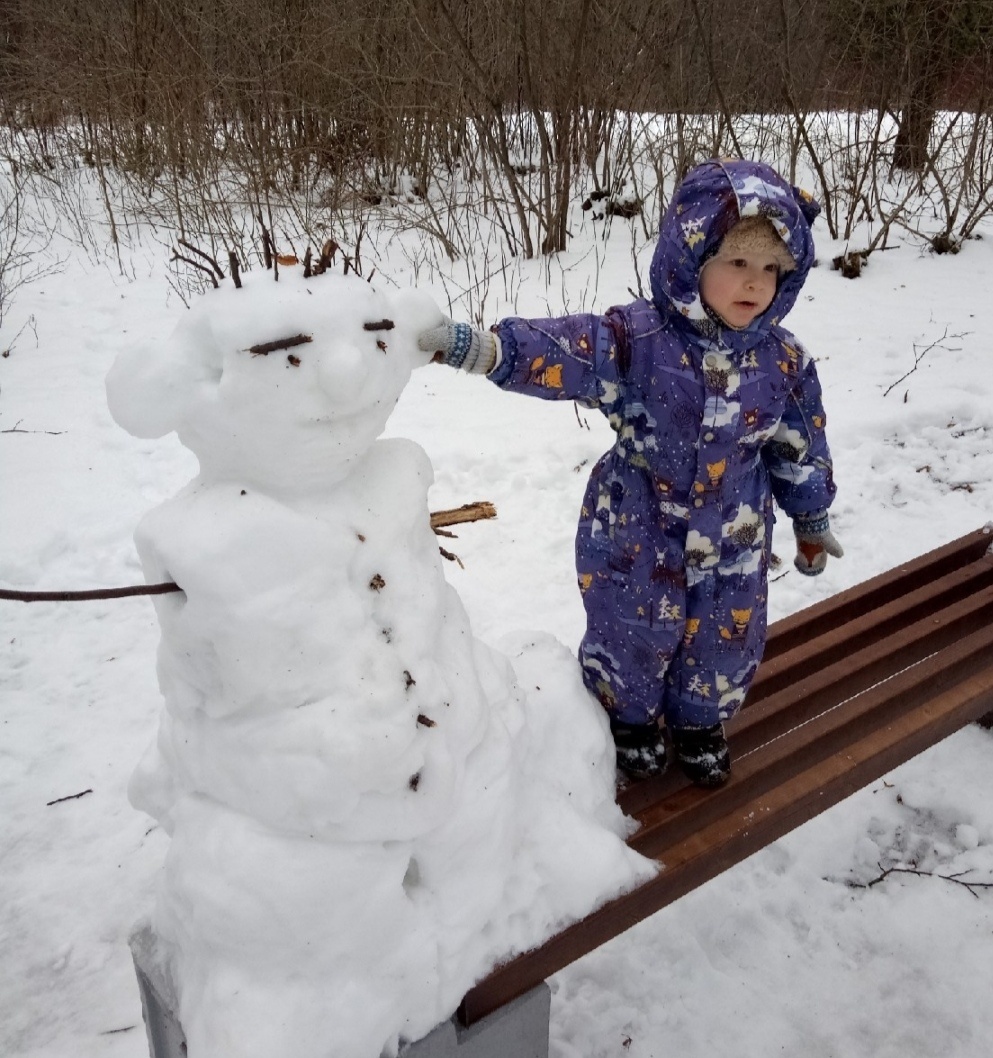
130 927 186 1058
398 984 550 1058
129 927 549 1058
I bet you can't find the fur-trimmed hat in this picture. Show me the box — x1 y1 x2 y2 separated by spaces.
713 216 796 273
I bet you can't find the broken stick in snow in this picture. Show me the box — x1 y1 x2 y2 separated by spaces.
429 502 496 530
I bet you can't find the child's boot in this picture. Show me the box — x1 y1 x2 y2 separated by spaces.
611 719 669 780
672 723 731 787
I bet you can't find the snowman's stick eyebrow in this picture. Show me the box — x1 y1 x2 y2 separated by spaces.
363 319 395 331
247 334 313 356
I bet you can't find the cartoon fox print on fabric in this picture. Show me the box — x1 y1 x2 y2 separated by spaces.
488 159 835 729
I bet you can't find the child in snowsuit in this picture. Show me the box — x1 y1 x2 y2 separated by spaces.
419 158 842 786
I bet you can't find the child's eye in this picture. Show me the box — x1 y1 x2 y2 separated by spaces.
764 263 779 274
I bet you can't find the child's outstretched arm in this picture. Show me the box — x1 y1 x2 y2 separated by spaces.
761 337 843 577
420 311 627 413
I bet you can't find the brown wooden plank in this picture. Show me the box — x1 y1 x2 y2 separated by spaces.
613 755 696 818
760 527 992 663
458 657 993 1026
749 553 993 703
617 580 993 819
629 619 993 857
733 579 993 752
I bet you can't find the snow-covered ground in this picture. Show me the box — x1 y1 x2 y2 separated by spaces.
3 172 993 1058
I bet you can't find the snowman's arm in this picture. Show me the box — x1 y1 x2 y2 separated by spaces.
488 311 626 412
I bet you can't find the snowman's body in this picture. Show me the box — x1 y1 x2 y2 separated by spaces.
108 269 652 1058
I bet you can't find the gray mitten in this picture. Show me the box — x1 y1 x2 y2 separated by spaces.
417 320 500 375
793 510 844 576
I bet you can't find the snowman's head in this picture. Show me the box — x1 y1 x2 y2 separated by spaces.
108 270 442 494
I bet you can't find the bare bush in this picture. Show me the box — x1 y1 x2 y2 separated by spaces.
1 0 992 277
0 155 62 331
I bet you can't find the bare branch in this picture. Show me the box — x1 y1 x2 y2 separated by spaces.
178 239 225 279
0 583 183 603
847 862 993 900
171 252 219 288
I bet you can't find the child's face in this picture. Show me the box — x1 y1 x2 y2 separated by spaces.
699 251 780 329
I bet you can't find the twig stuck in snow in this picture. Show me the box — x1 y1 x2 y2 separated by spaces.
2 419 65 435
46 788 94 806
847 862 993 899
438 546 465 569
883 326 970 397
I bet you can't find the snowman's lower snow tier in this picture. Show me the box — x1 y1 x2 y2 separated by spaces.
142 636 651 1058
108 268 653 1058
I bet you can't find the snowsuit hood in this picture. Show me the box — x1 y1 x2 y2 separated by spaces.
649 159 821 351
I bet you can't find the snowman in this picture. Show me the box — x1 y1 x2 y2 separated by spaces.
107 266 652 1058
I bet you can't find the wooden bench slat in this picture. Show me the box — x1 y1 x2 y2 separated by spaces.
458 634 993 1026
750 552 993 701
629 619 993 857
761 527 992 663
733 578 993 753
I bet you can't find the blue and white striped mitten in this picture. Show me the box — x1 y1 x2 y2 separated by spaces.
417 320 501 375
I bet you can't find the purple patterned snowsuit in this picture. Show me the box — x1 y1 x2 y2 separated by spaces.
489 159 836 729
